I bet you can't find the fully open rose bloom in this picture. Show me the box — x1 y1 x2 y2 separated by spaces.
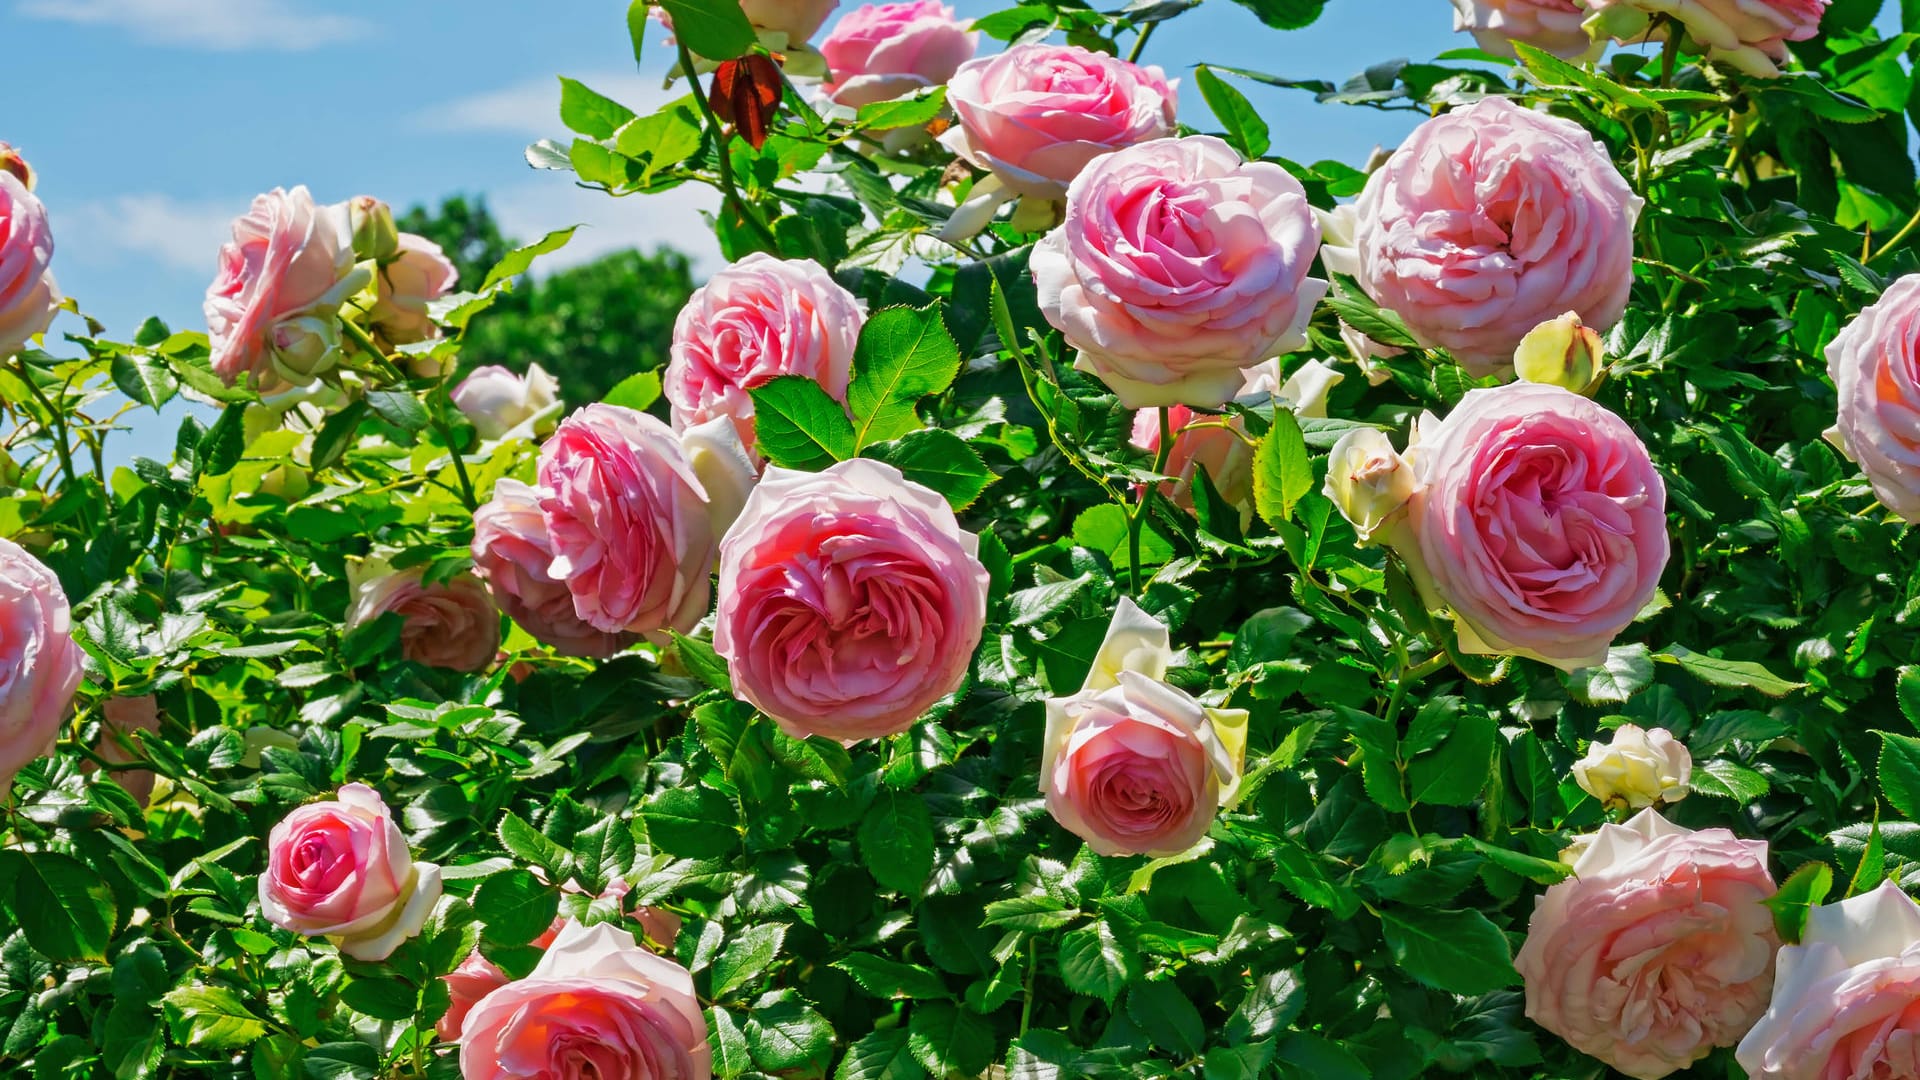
1451 0 1596 57
821 1 977 108
539 406 756 638
666 254 864 449
1516 809 1777 1079
1393 383 1668 670
1034 136 1327 408
1825 274 1920 522
1042 598 1248 857
1580 0 1828 77
459 921 710 1079
1130 359 1342 519
259 784 443 962
715 459 989 743
0 538 82 793
368 232 457 346
453 363 562 441
938 44 1176 236
1574 723 1691 809
472 479 639 659
204 186 368 389
0 172 58 357
1737 880 1920 1078
346 558 501 673
1320 97 1640 377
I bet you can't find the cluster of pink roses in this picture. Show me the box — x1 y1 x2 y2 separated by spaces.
1454 0 1828 76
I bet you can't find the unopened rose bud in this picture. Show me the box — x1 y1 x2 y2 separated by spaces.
1324 428 1418 543
267 315 341 386
1573 723 1691 811
711 53 783 150
0 143 34 190
348 195 400 263
1515 312 1606 394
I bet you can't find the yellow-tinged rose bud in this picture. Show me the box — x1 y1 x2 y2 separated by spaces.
1573 723 1691 811
1324 428 1418 544
1514 311 1606 395
0 143 34 190
348 195 400 263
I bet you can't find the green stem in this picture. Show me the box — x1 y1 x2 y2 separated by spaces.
1869 202 1920 264
1126 21 1157 65
1658 28 1680 88
15 358 76 488
338 319 478 511
338 318 408 384
1125 407 1175 597
680 41 782 251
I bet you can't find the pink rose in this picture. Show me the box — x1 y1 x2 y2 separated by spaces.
472 479 639 659
1825 274 1920 522
345 558 502 673
1041 599 1247 857
1321 97 1640 377
538 406 756 638
1580 0 1827 77
1129 359 1343 517
1517 809 1777 1080
1033 136 1326 408
666 253 864 450
369 231 457 347
822 1 977 108
258 783 444 962
453 363 561 441
714 459 989 743
459 921 710 1079
940 44 1177 203
1737 880 1920 1079
1451 0 1595 58
1394 382 1668 671
743 0 839 42
204 186 366 389
0 538 82 793
0 173 58 357
91 695 161 808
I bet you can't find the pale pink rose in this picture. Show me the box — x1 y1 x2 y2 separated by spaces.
1452 0 1595 57
1825 274 1920 523
537 406 754 638
744 0 840 42
0 538 82 792
369 232 457 346
1394 382 1668 671
92 695 161 808
666 254 863 451
822 1 977 108
1041 599 1247 857
1322 97 1640 377
1129 360 1343 517
939 44 1177 202
204 186 365 388
0 173 58 357
459 921 710 1079
715 459 989 743
472 479 639 660
345 558 502 673
258 783 444 962
1517 809 1776 1080
1579 0 1827 77
1033 136 1326 408
453 363 562 441
1737 880 1920 1079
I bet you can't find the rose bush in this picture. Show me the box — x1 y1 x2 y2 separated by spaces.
11 0 1920 1078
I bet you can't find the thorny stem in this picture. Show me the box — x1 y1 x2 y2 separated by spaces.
16 357 77 488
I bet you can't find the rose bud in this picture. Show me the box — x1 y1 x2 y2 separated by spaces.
368 232 458 347
258 783 444 962
1324 427 1418 544
1580 0 1828 78
0 143 35 190
711 53 784 151
452 363 562 441
1573 723 1691 810
1514 311 1605 395
347 195 400 263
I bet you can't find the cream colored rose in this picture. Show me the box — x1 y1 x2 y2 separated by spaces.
1573 723 1691 810
1324 428 1417 543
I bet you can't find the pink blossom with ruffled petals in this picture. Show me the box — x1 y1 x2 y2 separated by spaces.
203 186 361 388
1825 274 1920 523
259 784 443 962
472 479 639 660
1452 0 1593 58
0 173 58 357
0 538 82 792
822 1 977 107
345 560 501 673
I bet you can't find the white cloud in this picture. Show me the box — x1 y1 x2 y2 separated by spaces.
57 193 237 274
16 0 366 50
419 72 674 138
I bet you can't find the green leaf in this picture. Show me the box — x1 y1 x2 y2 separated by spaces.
863 428 996 509
749 375 857 470
1269 838 1359 916
846 305 961 449
658 0 758 59
907 1001 993 1078
602 370 663 411
474 868 561 946
1058 921 1139 1003
497 810 570 881
1324 288 1420 350
197 403 246 477
1127 980 1205 1057
340 978 416 1022
559 76 638 139
1 851 115 962
614 99 705 181
571 815 636 895
1766 861 1833 944
309 398 369 472
834 954 951 1000
1656 644 1804 696
1408 712 1498 807
1511 40 1655 110
859 792 935 895
482 227 578 291
856 89 949 131
642 785 741 858
1689 757 1770 803
1899 666 1920 729
1569 644 1655 705
745 993 835 1073
1849 816 1887 898
1194 67 1271 159
668 631 731 692
711 1007 754 1079
1225 0 1326 30
626 0 649 62
366 389 428 434
836 1028 926 1080
1880 731 1920 821
112 353 179 408
1378 907 1518 997
160 984 269 1050
1274 1032 1368 1080
712 923 786 1000
1253 408 1312 527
